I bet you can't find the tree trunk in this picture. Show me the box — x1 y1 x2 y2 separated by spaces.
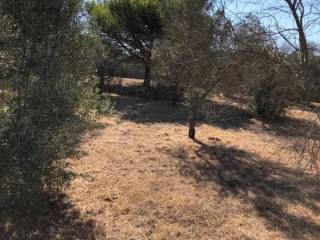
284 0 309 65
143 61 151 87
98 74 104 94
172 85 182 105
96 63 105 94
188 109 197 140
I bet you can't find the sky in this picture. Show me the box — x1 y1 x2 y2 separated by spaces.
85 0 320 47
224 0 320 46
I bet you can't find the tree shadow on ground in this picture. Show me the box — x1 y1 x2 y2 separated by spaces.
110 94 189 124
110 93 254 128
178 140 320 240
0 193 105 240
204 98 320 139
203 99 254 130
263 114 320 140
0 119 107 240
107 83 254 128
109 83 320 140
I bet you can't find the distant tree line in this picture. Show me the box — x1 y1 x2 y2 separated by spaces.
88 0 320 138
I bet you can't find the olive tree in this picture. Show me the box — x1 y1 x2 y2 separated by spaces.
153 0 228 139
0 0 111 209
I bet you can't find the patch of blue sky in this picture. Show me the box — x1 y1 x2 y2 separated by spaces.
223 0 320 46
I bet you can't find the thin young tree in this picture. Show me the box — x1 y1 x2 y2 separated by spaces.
154 0 228 139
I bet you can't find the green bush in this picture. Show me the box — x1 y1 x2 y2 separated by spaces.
253 64 298 121
255 80 287 121
0 79 113 210
0 0 114 211
78 81 114 118
0 84 76 208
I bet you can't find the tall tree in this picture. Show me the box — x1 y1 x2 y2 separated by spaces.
88 0 163 87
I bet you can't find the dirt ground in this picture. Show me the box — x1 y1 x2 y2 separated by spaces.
2 79 320 240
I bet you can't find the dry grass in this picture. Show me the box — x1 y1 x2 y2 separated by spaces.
2 79 320 239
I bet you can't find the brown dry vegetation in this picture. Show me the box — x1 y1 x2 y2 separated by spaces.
2 79 320 240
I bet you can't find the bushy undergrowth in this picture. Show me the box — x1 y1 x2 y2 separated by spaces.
0 80 113 211
107 82 183 104
0 0 116 212
79 81 115 118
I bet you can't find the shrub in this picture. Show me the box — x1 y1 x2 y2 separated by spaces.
254 77 287 121
0 0 114 211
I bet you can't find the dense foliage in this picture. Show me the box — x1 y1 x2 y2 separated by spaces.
0 0 113 210
88 0 163 86
153 0 229 139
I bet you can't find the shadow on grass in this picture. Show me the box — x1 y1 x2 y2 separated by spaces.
0 193 105 240
110 94 189 124
263 114 320 140
177 140 320 239
109 84 320 143
107 83 254 130
109 93 254 129
203 99 254 130
0 118 107 240
106 83 179 103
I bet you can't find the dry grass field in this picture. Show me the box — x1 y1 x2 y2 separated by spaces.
1 79 320 240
